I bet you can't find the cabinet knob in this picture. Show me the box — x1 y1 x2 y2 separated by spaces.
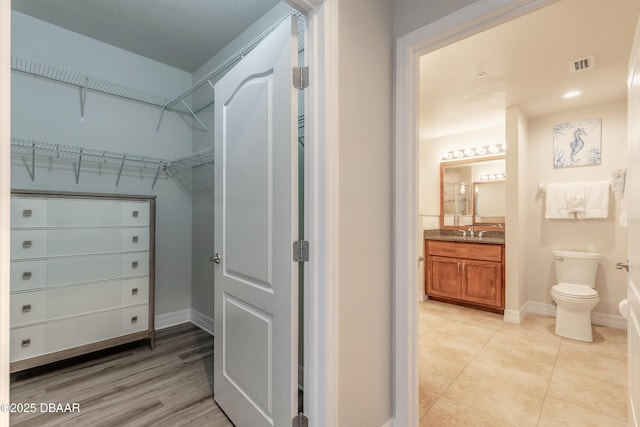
132 261 138 269
131 316 138 323
132 236 139 243
22 209 32 218
131 288 138 296
132 210 139 218
21 339 31 348
22 304 31 313
22 272 32 280
22 240 32 249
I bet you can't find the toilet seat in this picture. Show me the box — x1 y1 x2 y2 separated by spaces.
552 283 598 299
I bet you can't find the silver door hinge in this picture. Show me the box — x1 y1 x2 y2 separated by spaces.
292 413 308 427
293 67 309 90
293 240 309 262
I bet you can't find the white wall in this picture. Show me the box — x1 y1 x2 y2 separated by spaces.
11 11 195 315
338 0 393 425
526 99 628 317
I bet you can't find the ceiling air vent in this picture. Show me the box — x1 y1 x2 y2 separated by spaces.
569 55 596 73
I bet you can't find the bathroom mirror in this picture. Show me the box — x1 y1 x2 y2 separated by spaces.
440 155 505 228
473 180 506 224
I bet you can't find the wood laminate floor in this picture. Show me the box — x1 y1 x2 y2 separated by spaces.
10 323 234 427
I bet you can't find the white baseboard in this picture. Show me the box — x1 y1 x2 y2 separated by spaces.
155 309 191 330
526 301 556 317
526 301 627 330
154 309 216 334
190 309 215 335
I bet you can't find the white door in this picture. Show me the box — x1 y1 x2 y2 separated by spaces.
627 16 640 426
213 15 299 427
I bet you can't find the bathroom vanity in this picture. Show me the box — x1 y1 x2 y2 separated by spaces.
424 230 505 313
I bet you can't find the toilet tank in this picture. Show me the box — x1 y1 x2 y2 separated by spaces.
552 250 601 288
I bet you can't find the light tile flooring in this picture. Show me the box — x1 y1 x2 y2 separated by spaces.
419 300 628 426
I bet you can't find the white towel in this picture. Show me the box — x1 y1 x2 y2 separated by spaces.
611 169 626 200
620 170 629 227
565 182 585 213
577 181 609 219
545 183 571 218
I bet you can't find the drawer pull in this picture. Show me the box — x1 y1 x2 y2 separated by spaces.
132 210 139 218
22 272 32 280
22 304 31 313
132 261 138 269
132 236 139 243
131 288 138 296
22 240 32 249
22 209 32 218
131 316 138 324
21 339 31 348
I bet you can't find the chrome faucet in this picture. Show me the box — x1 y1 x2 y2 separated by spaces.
478 230 487 239
459 230 467 238
467 227 475 238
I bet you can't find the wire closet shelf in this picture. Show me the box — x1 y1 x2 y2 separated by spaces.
11 138 214 188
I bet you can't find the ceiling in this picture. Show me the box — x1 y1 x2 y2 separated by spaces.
11 0 282 73
419 0 640 141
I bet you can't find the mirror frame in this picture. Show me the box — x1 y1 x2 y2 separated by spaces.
439 154 505 230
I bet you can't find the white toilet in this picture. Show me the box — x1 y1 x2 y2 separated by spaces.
550 250 601 342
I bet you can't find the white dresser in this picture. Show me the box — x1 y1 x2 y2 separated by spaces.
10 190 155 372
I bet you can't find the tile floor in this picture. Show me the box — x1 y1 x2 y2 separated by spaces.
419 300 628 426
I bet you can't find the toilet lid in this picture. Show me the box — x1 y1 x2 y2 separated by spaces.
553 283 598 299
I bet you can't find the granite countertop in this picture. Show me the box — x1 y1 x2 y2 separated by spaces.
424 228 505 244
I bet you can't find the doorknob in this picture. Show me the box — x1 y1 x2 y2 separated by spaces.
211 253 221 264
616 260 629 272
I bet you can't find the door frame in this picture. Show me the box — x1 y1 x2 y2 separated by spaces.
0 1 339 427
393 1 556 425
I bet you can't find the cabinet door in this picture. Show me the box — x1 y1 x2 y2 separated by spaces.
428 256 462 299
461 259 502 308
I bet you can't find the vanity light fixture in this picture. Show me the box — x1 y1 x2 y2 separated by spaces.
480 172 506 181
441 143 506 161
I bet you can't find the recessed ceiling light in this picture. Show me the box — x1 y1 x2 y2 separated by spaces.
563 90 581 98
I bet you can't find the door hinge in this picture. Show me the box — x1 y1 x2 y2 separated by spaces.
293 240 309 262
293 66 309 90
292 413 309 427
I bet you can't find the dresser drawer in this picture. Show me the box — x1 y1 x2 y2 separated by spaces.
11 230 47 260
11 198 47 228
122 278 149 306
46 310 121 353
47 254 122 286
11 260 47 291
10 324 46 362
48 199 121 227
47 228 122 256
121 305 149 335
46 281 121 319
121 253 149 277
121 228 149 252
11 291 46 326
122 202 149 226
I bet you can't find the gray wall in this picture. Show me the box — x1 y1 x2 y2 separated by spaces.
393 0 478 38
11 11 194 315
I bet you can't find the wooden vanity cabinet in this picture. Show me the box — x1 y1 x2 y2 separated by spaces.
425 240 505 313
